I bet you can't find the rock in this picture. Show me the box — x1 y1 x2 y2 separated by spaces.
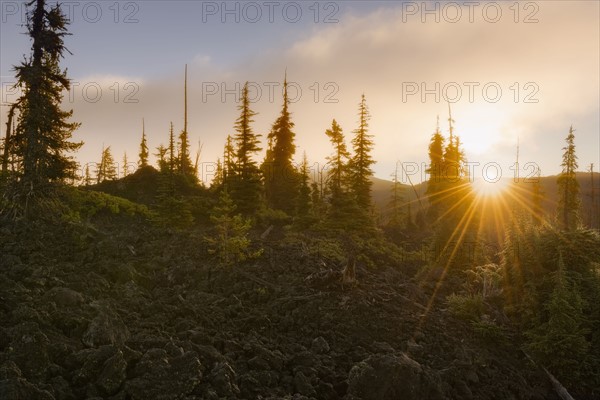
454 380 473 399
8 322 50 380
405 339 423 356
192 344 225 369
294 371 316 397
82 311 129 348
0 361 21 380
45 287 84 307
346 353 443 400
208 362 239 398
0 377 55 400
73 345 120 386
465 369 479 384
291 351 320 369
372 341 395 354
248 355 271 371
125 350 202 400
317 381 338 400
96 350 127 396
311 337 330 354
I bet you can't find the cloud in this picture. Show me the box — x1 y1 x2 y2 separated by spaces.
48 1 599 182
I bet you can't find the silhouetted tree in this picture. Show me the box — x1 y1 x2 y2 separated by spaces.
168 122 176 174
426 117 445 221
557 126 580 231
178 64 195 179
531 168 544 225
155 145 167 172
205 189 260 266
231 82 263 215
264 74 299 213
122 152 129 177
83 164 92 186
348 94 375 211
8 0 81 193
139 119 149 168
295 152 311 221
96 146 117 183
325 119 349 197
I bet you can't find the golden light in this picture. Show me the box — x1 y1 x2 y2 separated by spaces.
473 178 510 197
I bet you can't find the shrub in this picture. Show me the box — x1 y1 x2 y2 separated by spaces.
447 293 485 322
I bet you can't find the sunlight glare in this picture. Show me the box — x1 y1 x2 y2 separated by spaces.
473 178 509 197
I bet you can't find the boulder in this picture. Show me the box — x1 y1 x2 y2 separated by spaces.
82 311 129 348
125 349 202 400
346 353 443 400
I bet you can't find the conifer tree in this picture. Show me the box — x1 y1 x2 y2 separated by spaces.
348 94 375 211
96 146 117 183
8 0 81 192
426 117 445 220
122 152 129 178
525 254 590 386
264 74 299 213
388 162 405 226
325 119 349 197
557 126 580 231
83 164 92 186
231 82 263 215
311 181 324 219
178 64 195 179
155 145 167 173
205 189 260 267
531 168 544 225
211 158 224 190
223 134 235 189
168 122 176 174
139 119 149 168
295 152 311 220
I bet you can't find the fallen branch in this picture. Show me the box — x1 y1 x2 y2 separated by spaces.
522 351 576 400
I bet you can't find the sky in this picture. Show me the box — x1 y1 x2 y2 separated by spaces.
1 0 599 184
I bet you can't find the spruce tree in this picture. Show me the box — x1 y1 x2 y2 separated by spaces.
348 94 375 211
525 254 590 386
325 119 349 197
9 0 81 192
205 189 260 267
139 119 149 168
557 126 580 231
388 162 405 226
83 164 92 186
96 146 117 183
211 158 224 190
531 168 544 225
426 117 445 221
223 134 235 189
168 122 176 174
155 145 167 173
178 64 195 179
295 152 312 221
231 82 262 215
122 152 129 178
264 74 298 213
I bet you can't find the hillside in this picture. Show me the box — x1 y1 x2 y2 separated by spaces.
0 208 559 400
372 172 600 229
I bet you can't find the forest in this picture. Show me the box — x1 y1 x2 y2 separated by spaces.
1 1 600 400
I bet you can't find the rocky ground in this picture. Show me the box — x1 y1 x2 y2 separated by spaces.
0 218 558 400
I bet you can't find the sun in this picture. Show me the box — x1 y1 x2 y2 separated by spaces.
473 178 510 197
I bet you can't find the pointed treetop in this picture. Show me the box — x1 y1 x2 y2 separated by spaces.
447 102 454 139
283 69 289 112
184 64 188 134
